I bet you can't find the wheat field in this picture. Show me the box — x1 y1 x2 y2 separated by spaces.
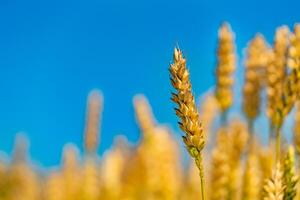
0 22 300 200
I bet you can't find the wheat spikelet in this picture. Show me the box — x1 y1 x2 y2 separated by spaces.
283 146 298 200
169 47 205 198
243 34 269 125
215 22 236 115
209 130 230 200
267 26 290 127
263 162 285 200
84 90 103 154
242 142 263 200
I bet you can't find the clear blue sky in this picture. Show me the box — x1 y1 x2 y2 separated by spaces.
0 0 299 166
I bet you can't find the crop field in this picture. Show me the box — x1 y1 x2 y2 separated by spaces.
0 22 300 200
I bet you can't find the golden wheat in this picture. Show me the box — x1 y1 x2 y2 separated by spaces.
2 22 300 200
243 34 269 131
84 90 103 154
263 162 285 200
215 22 236 120
283 146 298 200
169 47 206 199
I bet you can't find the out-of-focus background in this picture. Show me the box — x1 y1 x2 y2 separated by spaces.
0 0 299 166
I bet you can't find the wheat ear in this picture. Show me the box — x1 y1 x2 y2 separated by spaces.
263 162 285 200
275 25 300 161
169 47 206 200
243 34 269 133
84 90 103 154
267 26 290 141
215 22 236 123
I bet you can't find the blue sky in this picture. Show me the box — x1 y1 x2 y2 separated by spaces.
0 0 299 166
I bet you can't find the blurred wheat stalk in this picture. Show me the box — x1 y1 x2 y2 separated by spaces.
1 22 300 200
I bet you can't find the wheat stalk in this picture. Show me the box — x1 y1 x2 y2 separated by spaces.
169 47 206 199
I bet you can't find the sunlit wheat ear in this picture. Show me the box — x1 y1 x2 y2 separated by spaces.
283 146 298 200
243 34 269 132
133 94 156 137
286 24 300 104
209 130 230 200
267 26 290 128
242 148 262 200
263 162 285 200
169 47 206 199
214 22 236 120
84 90 103 154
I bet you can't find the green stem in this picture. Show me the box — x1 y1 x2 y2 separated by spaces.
195 155 206 200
